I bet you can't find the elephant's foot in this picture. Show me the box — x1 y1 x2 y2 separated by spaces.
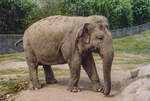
67 86 81 92
103 88 111 96
92 83 104 93
46 79 58 84
29 82 42 90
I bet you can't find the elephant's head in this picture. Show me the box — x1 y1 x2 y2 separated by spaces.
77 16 114 96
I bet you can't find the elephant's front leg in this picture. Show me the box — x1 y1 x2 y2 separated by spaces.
82 53 104 93
43 65 57 84
67 51 81 92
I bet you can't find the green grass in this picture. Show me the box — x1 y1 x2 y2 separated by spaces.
0 68 69 100
0 69 28 75
123 58 150 65
113 30 150 55
0 52 25 63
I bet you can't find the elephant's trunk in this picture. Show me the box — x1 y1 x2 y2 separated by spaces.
102 50 113 95
99 31 114 96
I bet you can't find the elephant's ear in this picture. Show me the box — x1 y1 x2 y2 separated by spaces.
78 23 94 44
64 23 94 60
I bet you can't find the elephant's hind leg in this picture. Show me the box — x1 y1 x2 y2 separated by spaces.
25 51 41 90
82 53 104 93
43 65 57 84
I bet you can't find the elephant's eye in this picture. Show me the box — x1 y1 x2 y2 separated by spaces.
99 25 104 30
96 34 104 40
106 25 109 29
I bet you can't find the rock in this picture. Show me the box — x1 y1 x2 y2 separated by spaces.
130 68 139 78
129 64 150 79
121 78 150 101
135 90 150 101
138 64 150 77
121 71 133 88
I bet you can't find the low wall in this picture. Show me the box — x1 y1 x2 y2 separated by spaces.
0 35 23 54
0 22 150 54
111 22 150 38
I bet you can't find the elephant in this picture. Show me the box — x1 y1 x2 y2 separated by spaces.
18 15 114 96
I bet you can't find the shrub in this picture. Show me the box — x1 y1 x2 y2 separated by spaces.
29 0 61 24
130 0 150 25
60 0 133 29
95 0 133 29
0 0 36 34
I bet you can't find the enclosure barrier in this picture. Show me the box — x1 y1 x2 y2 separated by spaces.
0 22 150 54
111 22 150 38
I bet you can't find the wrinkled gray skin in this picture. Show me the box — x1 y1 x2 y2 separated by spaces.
23 15 114 96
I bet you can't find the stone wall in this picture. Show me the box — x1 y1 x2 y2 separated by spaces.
111 22 150 38
0 35 23 54
0 22 150 54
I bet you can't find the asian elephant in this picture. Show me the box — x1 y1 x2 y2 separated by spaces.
21 15 114 96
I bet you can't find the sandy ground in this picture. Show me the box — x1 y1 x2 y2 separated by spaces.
9 70 126 101
1 62 130 101
13 76 121 101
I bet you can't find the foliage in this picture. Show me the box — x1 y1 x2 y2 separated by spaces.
60 0 133 29
29 0 61 24
1 0 150 34
93 0 133 29
60 0 95 16
130 0 150 25
0 0 36 34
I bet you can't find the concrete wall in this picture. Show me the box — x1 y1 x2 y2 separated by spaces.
0 35 23 54
111 22 150 38
0 22 150 54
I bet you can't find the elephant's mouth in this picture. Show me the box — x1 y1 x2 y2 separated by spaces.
89 46 104 58
89 46 98 51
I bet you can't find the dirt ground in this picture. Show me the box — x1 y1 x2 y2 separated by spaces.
8 65 126 101
3 64 128 101
0 53 149 101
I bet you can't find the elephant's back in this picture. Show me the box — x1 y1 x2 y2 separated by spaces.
23 16 86 44
23 15 102 49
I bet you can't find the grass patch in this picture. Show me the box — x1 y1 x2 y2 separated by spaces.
0 69 28 75
113 30 150 55
122 65 138 70
0 77 29 100
123 58 150 65
0 68 69 100
0 52 25 63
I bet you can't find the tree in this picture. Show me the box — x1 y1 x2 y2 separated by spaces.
60 0 133 29
0 0 36 34
29 0 61 24
95 0 133 29
130 0 150 25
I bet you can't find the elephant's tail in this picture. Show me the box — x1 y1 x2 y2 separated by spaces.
15 38 23 47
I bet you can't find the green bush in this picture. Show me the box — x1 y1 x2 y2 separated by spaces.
130 0 150 25
1 0 150 34
60 0 133 29
0 0 36 34
29 0 61 24
60 0 95 16
96 0 133 29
